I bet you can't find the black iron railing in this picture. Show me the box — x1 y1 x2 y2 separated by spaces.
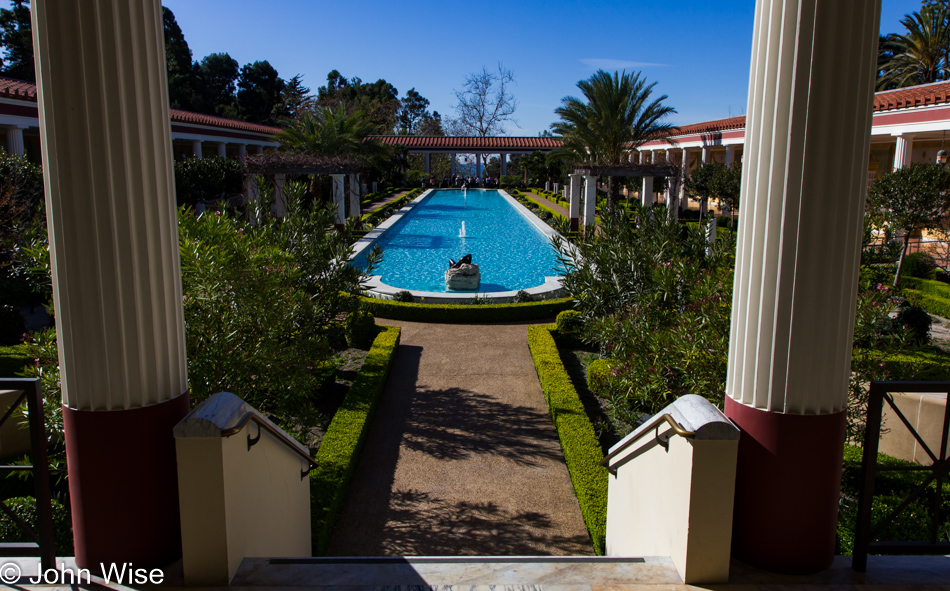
0 378 55 571
852 381 950 572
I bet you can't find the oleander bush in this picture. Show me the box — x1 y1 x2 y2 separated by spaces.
173 156 243 207
359 296 574 323
310 325 400 554
527 324 607 555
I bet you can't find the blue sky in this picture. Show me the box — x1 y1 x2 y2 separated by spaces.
7 1 926 135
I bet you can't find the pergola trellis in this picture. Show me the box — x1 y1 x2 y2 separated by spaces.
244 153 365 227
566 161 683 231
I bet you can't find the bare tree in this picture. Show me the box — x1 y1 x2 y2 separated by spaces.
447 63 517 137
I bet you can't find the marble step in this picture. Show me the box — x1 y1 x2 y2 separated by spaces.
229 556 682 588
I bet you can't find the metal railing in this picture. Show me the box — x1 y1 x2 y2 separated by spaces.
599 413 696 475
852 381 950 572
221 411 317 480
0 378 55 570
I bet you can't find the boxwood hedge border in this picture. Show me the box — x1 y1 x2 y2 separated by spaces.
527 324 608 555
310 325 401 554
359 295 574 323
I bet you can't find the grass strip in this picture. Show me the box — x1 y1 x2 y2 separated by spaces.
359 296 574 323
527 324 608 555
310 325 401 554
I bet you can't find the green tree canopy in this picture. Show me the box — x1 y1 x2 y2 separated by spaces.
163 6 196 110
878 3 950 89
316 70 400 134
0 0 33 82
867 163 950 285
236 60 285 125
277 74 315 121
193 53 240 118
397 88 443 136
552 69 676 211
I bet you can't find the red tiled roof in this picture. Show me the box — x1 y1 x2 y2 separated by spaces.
873 80 950 112
671 116 746 137
0 76 37 100
369 135 563 149
0 76 279 136
169 109 279 135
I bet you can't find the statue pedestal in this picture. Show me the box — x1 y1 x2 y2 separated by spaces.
445 263 480 290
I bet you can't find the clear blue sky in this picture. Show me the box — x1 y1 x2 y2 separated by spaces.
7 1 925 135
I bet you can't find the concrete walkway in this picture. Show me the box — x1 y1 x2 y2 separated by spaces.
523 190 569 218
327 319 594 557
363 189 411 214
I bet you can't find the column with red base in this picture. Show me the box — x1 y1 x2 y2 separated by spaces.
32 0 190 568
725 0 881 574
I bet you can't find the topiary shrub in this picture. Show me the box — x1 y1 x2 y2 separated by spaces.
0 305 25 346
555 309 582 337
587 358 620 397
902 252 937 279
897 304 932 344
393 290 414 303
514 290 533 303
344 310 378 349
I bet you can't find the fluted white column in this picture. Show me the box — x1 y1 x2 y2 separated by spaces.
725 145 737 167
191 139 202 158
331 174 346 227
450 153 456 176
893 133 915 170
641 176 654 207
237 143 247 163
679 148 689 209
583 175 597 231
32 0 191 567
5 125 25 156
701 145 712 164
568 173 582 231
216 142 226 157
724 0 881 574
348 173 361 219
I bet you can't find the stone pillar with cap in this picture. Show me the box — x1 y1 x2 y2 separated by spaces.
568 173 583 232
331 173 346 229
582 175 597 236
893 133 915 170
348 173 361 219
725 0 881 574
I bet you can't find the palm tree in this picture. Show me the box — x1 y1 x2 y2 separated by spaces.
551 70 676 212
274 105 387 159
878 4 950 89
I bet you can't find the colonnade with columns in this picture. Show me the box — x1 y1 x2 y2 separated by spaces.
419 151 512 177
179 139 266 162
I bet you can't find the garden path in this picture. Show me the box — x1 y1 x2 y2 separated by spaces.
363 189 411 212
326 319 594 556
523 190 569 218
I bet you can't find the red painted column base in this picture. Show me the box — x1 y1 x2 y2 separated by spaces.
724 397 846 574
63 392 190 569
569 217 579 232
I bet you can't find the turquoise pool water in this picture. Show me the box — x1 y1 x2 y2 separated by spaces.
352 189 560 293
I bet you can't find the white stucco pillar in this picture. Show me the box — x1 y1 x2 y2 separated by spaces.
501 153 507 176
893 133 915 170
725 144 736 167
237 143 247 163
32 0 190 568
568 173 583 232
348 173 360 219
450 153 456 176
216 142 226 157
272 173 286 217
476 153 482 177
724 0 881 574
331 173 346 228
191 139 202 158
5 125 26 156
701 145 712 164
582 175 597 234
641 176 654 208
424 152 430 174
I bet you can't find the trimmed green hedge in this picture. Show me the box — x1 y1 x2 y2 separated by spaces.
310 325 401 554
902 277 950 318
359 296 574 323
0 344 32 378
853 347 950 381
527 324 607 554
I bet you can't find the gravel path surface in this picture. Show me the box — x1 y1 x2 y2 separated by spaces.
326 319 594 557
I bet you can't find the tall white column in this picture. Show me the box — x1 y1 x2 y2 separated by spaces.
237 143 247 163
476 153 482 177
331 174 346 228
32 0 190 568
680 148 689 209
191 139 202 158
641 177 654 208
725 144 736 167
725 0 881 574
501 153 507 176
568 173 583 232
216 142 227 157
5 125 26 156
701 145 712 164
272 173 286 217
450 153 456 176
424 152 430 174
348 173 361 219
582 175 597 233
893 133 915 169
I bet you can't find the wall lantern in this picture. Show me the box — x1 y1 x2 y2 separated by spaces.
937 131 948 165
